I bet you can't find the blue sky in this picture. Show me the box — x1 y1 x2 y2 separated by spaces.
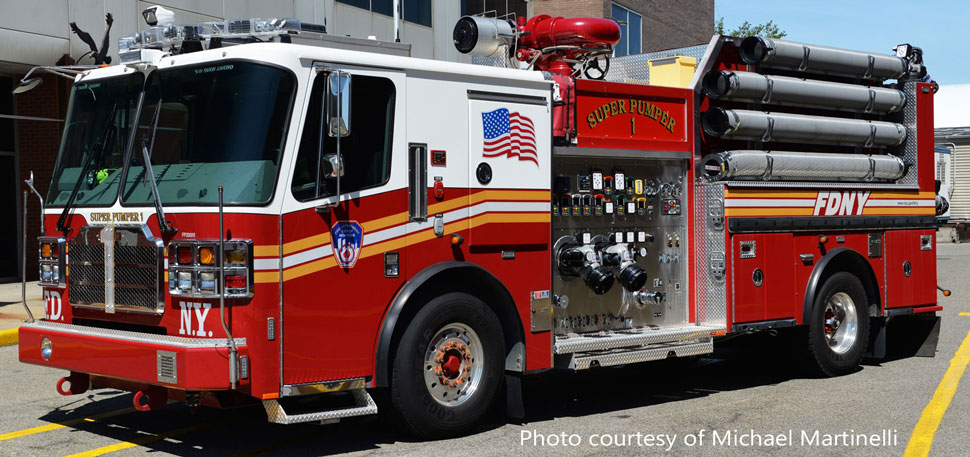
715 0 970 85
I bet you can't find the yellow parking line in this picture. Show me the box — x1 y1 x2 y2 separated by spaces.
0 328 18 346
0 408 134 442
903 328 970 457
63 421 219 457
958 313 970 316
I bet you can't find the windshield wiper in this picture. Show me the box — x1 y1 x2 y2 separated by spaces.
57 103 118 233
139 100 177 235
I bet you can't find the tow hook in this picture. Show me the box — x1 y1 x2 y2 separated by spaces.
133 386 169 411
55 372 90 396
938 285 952 297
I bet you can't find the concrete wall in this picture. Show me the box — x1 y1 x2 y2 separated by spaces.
0 0 461 72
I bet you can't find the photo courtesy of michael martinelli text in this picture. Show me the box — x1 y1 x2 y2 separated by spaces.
519 429 899 451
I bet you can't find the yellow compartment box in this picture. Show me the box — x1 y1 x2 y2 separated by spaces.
648 56 697 88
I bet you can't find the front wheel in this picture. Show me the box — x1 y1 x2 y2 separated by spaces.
390 292 504 438
807 272 870 376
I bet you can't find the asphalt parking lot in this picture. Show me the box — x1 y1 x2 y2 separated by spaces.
1 243 967 457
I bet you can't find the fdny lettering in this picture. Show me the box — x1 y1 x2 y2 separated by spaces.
44 290 63 321
179 301 213 337
813 191 871 216
586 99 676 133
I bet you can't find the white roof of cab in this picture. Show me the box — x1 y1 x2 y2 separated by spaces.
76 41 552 87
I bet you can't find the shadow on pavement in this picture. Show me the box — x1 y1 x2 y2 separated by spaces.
34 328 932 456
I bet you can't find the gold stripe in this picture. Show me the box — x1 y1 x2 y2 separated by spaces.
282 257 337 282
725 189 819 198
254 271 280 284
282 233 330 255
280 190 550 255
470 189 550 204
725 189 935 199
724 207 814 217
281 212 549 281
253 245 279 257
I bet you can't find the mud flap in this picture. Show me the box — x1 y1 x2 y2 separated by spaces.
505 373 524 421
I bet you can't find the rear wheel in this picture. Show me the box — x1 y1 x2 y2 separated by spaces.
390 292 504 438
807 272 870 376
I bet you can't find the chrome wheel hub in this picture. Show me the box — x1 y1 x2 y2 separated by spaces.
423 322 483 406
823 292 859 354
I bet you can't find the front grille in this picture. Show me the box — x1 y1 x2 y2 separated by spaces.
68 225 164 314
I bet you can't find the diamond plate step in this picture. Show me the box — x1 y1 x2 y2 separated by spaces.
570 341 714 370
262 389 377 424
554 325 724 354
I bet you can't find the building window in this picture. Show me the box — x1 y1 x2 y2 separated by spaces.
611 3 642 57
462 0 528 21
337 0 433 27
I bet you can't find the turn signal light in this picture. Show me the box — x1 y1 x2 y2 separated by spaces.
198 247 215 265
41 243 52 259
818 235 829 245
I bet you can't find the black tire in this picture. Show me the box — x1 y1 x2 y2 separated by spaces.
807 272 870 376
389 292 504 439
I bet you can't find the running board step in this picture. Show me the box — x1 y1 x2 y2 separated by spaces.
554 325 724 354
262 389 377 424
569 341 714 370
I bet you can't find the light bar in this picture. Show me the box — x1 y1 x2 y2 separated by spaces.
38 237 67 288
118 17 326 54
701 150 906 182
168 240 253 299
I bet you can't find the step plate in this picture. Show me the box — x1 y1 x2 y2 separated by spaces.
571 341 713 370
555 325 724 354
263 389 377 424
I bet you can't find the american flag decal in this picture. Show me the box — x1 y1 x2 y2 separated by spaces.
481 108 538 166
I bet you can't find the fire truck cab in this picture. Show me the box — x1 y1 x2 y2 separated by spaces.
17 13 942 438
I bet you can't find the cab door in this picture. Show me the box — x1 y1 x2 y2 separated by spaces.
280 65 407 384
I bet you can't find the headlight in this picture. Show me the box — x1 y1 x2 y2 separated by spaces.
41 337 52 361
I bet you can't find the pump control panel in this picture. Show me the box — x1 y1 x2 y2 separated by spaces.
552 156 688 334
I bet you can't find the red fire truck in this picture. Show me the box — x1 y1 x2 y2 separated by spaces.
16 12 943 438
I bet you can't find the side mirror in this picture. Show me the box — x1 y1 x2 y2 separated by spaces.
327 71 351 137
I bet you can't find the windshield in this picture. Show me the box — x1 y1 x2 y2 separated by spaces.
121 61 296 206
46 74 144 206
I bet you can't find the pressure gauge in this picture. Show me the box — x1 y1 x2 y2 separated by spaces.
642 178 658 196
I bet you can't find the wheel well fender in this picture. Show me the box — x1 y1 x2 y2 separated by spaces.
802 246 882 324
373 261 525 387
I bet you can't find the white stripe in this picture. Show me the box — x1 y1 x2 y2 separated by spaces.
278 200 550 268
254 258 280 270
724 198 816 208
468 201 549 216
282 245 334 269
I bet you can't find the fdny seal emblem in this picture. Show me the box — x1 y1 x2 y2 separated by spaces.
331 221 363 268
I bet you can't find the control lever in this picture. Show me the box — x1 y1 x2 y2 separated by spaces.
635 290 665 308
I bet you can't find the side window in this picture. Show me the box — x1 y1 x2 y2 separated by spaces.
292 74 395 201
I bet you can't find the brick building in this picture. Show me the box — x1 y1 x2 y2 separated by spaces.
1 0 712 281
532 0 714 55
